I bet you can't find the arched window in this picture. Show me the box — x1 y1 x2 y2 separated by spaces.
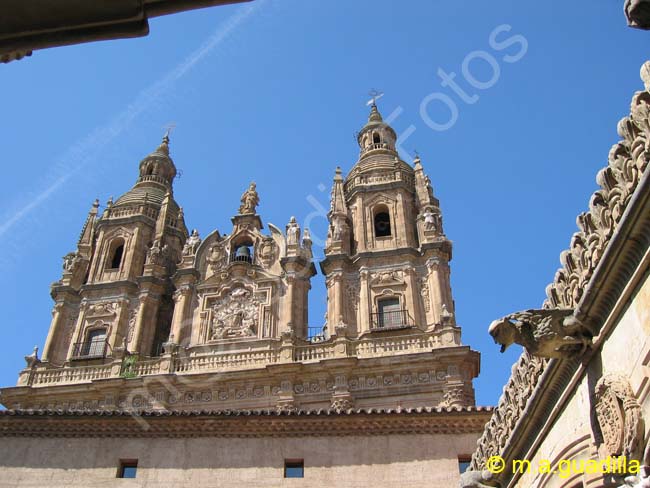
108 240 125 269
373 132 381 144
374 207 392 237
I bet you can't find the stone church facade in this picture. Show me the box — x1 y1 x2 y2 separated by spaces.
462 64 650 488
0 105 490 487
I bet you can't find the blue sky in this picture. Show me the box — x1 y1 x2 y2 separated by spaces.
0 0 647 407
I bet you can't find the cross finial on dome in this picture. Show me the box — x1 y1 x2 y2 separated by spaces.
366 89 384 107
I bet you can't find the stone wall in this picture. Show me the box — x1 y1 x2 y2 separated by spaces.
0 432 479 487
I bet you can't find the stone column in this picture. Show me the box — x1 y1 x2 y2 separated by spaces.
109 298 129 351
284 274 295 336
357 269 371 334
333 272 344 326
427 257 445 324
131 294 151 354
42 303 64 362
403 268 422 327
168 285 192 344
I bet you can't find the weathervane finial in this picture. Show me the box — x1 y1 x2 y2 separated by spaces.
366 89 384 107
162 122 177 143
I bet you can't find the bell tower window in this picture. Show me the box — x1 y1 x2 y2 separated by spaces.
373 132 381 144
231 240 254 264
374 207 392 237
375 297 402 328
107 239 125 269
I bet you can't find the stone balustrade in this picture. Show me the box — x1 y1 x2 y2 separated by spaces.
23 329 456 388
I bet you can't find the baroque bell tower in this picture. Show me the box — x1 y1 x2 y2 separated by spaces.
41 134 188 366
321 102 458 340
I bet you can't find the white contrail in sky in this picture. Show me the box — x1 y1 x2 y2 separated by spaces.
0 0 264 239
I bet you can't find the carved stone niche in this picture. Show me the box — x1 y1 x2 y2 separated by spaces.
207 287 262 341
594 373 645 462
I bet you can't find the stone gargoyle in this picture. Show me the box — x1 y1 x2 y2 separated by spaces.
459 470 500 488
488 308 592 359
625 0 650 30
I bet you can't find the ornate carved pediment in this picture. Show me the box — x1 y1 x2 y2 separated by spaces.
370 270 404 287
208 288 262 340
85 301 118 318
595 374 645 461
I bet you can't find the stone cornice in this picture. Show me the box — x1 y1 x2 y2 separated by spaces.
0 406 493 438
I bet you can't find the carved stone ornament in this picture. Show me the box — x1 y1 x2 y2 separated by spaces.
595 374 645 461
459 470 500 488
62 251 81 273
182 229 201 256
207 243 226 272
370 270 404 287
286 216 300 246
488 308 591 359
258 237 277 267
146 239 169 266
625 0 650 29
330 396 353 411
545 63 650 310
86 302 118 318
209 288 260 340
238 182 259 215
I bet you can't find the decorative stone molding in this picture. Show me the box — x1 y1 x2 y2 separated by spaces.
595 373 645 461
0 407 493 438
459 470 500 488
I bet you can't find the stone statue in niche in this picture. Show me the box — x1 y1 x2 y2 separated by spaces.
239 182 259 215
488 308 592 359
182 229 201 256
209 288 260 340
286 216 300 245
